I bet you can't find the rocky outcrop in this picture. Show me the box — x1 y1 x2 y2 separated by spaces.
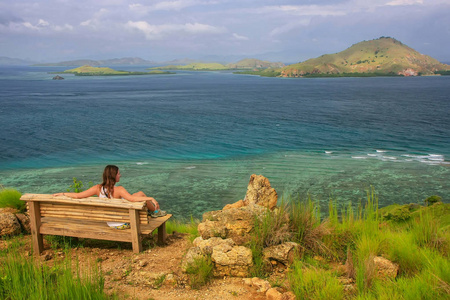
200 204 267 245
52 75 64 80
243 174 278 210
0 210 22 236
262 242 300 266
182 237 253 277
0 208 31 235
373 256 399 280
224 174 278 211
185 174 279 278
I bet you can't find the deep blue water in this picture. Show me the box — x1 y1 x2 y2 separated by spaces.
1 66 449 218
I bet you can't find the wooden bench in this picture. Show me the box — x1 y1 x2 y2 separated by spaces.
20 194 172 256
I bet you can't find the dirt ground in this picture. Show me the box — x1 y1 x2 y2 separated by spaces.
1 233 274 300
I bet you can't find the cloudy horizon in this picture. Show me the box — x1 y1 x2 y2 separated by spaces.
1 0 449 64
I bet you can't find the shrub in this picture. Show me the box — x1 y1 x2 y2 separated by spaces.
0 188 24 212
67 177 93 193
382 205 411 222
424 195 442 206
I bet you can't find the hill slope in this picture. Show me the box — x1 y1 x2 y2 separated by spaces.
281 37 450 77
151 58 284 71
57 65 171 76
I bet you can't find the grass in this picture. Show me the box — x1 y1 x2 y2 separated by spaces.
2 182 449 298
0 237 116 299
184 255 214 289
288 260 344 300
245 188 450 299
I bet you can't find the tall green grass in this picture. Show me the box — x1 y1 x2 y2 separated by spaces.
184 255 214 289
288 260 344 300
0 238 116 299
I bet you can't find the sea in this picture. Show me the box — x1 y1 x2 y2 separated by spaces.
0 66 449 219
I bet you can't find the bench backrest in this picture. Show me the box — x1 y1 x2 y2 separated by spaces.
21 194 149 224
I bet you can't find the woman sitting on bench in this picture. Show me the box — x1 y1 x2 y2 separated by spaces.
53 165 166 218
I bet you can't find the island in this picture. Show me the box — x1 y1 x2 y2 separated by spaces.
51 65 174 76
149 58 284 71
241 37 450 78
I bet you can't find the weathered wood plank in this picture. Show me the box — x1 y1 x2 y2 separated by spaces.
28 201 44 256
20 194 146 210
129 209 142 253
140 214 172 235
40 217 132 242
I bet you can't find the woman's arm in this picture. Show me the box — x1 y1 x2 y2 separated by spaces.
116 187 160 209
53 185 100 199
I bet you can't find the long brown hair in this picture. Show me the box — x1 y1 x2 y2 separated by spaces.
101 165 119 198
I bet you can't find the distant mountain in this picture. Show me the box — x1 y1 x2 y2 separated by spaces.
281 37 450 77
0 56 36 65
151 58 284 71
34 57 156 66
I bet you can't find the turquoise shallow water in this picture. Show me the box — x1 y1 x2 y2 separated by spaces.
1 150 448 219
0 66 449 219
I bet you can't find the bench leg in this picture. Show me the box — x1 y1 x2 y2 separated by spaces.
28 201 44 257
129 209 143 253
157 222 167 245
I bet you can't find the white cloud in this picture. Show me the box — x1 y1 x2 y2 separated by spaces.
269 19 311 37
129 0 217 13
257 5 347 17
13 18 72 33
126 21 226 40
386 0 424 5
232 33 248 40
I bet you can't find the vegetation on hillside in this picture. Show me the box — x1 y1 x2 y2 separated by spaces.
2 182 448 298
0 187 24 212
280 37 450 77
246 191 449 299
150 58 284 71
53 65 173 76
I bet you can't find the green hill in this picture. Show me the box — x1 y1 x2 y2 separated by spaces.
55 65 172 76
281 37 450 77
226 58 284 69
150 58 284 71
150 62 229 71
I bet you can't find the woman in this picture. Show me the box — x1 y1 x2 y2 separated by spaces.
53 165 166 218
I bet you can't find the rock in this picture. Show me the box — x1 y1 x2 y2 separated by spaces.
181 246 205 271
0 212 21 236
373 256 399 280
263 242 300 266
211 245 253 277
53 75 64 80
281 291 296 300
200 205 268 245
0 208 19 214
198 219 228 240
193 237 236 255
223 200 245 210
266 287 283 300
245 277 271 293
15 213 31 233
243 174 278 210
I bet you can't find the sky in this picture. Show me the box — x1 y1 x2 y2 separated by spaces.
0 0 449 64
